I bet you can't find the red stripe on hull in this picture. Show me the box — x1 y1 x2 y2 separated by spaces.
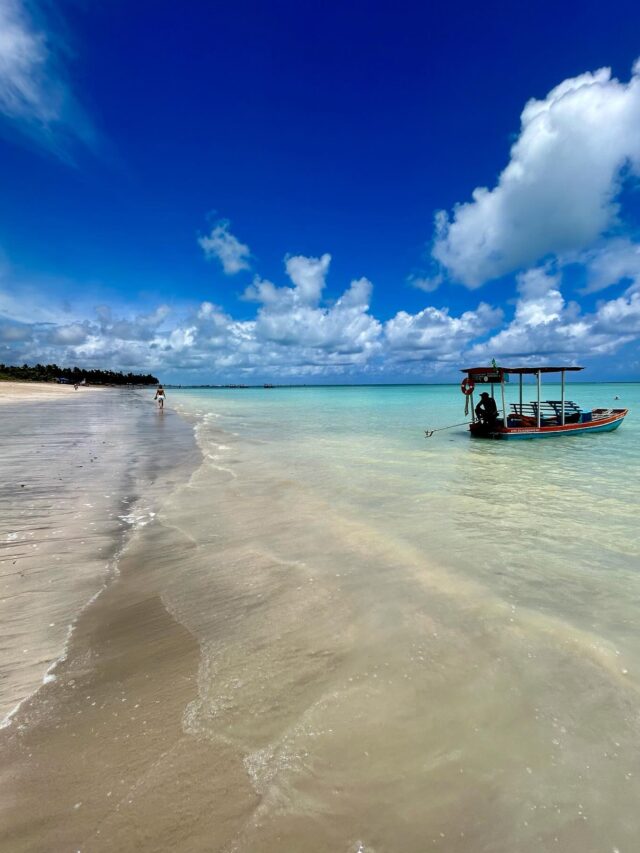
470 409 628 439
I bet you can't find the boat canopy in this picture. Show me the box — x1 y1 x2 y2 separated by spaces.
462 365 583 376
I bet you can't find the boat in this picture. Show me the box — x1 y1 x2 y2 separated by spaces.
460 365 628 440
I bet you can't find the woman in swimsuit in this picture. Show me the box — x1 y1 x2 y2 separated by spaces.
154 386 166 409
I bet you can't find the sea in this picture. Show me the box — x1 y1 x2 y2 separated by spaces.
161 380 640 852
2 381 639 852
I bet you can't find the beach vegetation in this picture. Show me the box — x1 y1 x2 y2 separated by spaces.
0 363 159 386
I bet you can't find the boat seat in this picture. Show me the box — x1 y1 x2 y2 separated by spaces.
510 400 581 424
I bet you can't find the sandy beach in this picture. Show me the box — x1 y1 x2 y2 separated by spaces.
0 381 105 404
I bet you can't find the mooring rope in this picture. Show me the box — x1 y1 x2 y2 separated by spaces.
424 421 472 438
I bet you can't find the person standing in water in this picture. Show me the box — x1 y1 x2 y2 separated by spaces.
154 385 166 409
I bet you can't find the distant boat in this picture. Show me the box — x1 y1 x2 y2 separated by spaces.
263 383 274 389
461 365 628 440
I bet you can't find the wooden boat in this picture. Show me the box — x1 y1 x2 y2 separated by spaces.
461 365 628 440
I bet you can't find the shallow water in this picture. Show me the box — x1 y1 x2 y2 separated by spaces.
2 383 639 852
166 382 640 852
0 390 194 724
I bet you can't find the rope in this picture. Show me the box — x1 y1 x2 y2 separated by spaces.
424 421 472 438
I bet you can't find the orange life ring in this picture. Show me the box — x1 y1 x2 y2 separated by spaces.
461 377 475 396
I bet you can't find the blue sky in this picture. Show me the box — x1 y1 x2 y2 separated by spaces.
1 0 640 382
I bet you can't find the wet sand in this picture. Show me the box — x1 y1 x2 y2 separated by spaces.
0 390 207 851
0 534 258 853
0 387 192 724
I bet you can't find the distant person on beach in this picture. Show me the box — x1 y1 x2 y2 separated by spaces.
475 391 498 425
154 386 166 409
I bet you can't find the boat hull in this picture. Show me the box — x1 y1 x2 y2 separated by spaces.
470 409 628 440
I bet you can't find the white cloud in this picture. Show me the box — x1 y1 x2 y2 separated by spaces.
95 304 171 341
284 253 330 304
581 239 640 293
468 266 639 363
198 220 251 274
384 302 503 363
244 253 331 308
3 252 640 380
248 255 381 361
593 287 640 335
513 267 564 326
432 60 640 287
408 273 443 293
0 0 93 152
46 322 91 346
0 253 385 376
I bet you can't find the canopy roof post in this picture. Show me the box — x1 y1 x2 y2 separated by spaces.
500 371 507 429
536 370 541 428
561 369 565 426
519 373 523 413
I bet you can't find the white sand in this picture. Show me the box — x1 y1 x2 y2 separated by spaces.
0 381 104 404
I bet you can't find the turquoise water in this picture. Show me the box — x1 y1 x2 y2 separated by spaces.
175 382 639 648
166 382 640 852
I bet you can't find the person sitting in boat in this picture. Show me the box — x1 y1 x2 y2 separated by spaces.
475 392 498 425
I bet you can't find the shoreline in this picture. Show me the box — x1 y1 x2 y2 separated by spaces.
0 391 204 849
0 392 260 851
0 390 198 722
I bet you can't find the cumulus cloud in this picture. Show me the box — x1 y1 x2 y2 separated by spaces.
198 220 251 274
284 253 330 304
244 253 331 308
0 253 381 376
46 322 91 346
95 304 171 341
384 302 503 363
3 251 640 380
581 239 640 293
593 285 640 335
468 267 639 363
432 60 640 287
0 0 93 153
247 254 381 363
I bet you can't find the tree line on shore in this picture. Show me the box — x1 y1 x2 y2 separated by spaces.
0 363 159 385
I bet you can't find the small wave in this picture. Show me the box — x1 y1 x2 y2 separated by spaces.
205 453 237 477
118 509 157 528
1 500 160 730
0 568 113 730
